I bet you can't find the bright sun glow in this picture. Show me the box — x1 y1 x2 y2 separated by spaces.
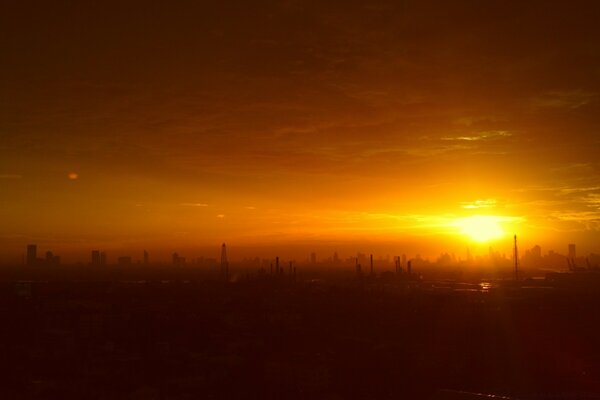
456 215 506 242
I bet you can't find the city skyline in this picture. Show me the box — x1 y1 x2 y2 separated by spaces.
13 240 599 269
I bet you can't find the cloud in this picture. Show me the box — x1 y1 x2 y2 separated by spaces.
559 186 600 195
180 203 209 207
531 90 598 110
461 199 497 209
441 131 512 142
0 174 22 179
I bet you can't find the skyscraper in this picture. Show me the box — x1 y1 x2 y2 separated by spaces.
26 244 37 266
45 251 53 265
91 250 101 266
568 244 576 260
220 243 229 280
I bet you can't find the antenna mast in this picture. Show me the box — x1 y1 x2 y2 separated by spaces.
513 234 519 281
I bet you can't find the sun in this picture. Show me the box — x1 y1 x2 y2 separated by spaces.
456 215 506 243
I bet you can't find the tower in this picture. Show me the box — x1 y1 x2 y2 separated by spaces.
26 244 37 266
221 243 229 280
45 251 53 265
370 254 374 275
143 250 149 265
514 234 519 281
568 244 576 260
91 250 101 266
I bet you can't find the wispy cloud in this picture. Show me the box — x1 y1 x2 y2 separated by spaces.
531 90 597 110
441 131 512 142
559 186 600 195
180 203 209 207
550 211 600 222
0 174 22 179
461 199 497 209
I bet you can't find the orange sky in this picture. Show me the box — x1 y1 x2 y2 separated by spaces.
1 1 599 262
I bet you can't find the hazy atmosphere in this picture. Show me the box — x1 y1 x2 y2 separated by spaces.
2 1 599 262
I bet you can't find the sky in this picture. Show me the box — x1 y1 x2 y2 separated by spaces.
1 1 600 262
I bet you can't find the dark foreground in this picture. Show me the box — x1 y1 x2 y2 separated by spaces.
1 269 600 399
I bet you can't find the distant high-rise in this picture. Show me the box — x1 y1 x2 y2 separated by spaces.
91 250 101 266
118 256 132 266
568 244 576 259
45 251 53 265
26 244 37 266
355 257 362 278
221 243 229 280
514 235 519 281
143 250 149 265
172 252 183 267
100 251 107 266
310 252 317 264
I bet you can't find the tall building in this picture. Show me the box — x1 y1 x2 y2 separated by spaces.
26 244 37 266
117 256 132 266
568 244 576 259
172 252 185 267
310 252 317 264
45 251 53 265
91 250 101 266
220 243 229 280
143 250 149 265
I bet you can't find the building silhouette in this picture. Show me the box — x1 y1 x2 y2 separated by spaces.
27 244 37 266
91 250 100 266
568 243 576 260
220 243 229 280
172 253 185 267
117 256 132 266
44 251 60 266
143 250 149 265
